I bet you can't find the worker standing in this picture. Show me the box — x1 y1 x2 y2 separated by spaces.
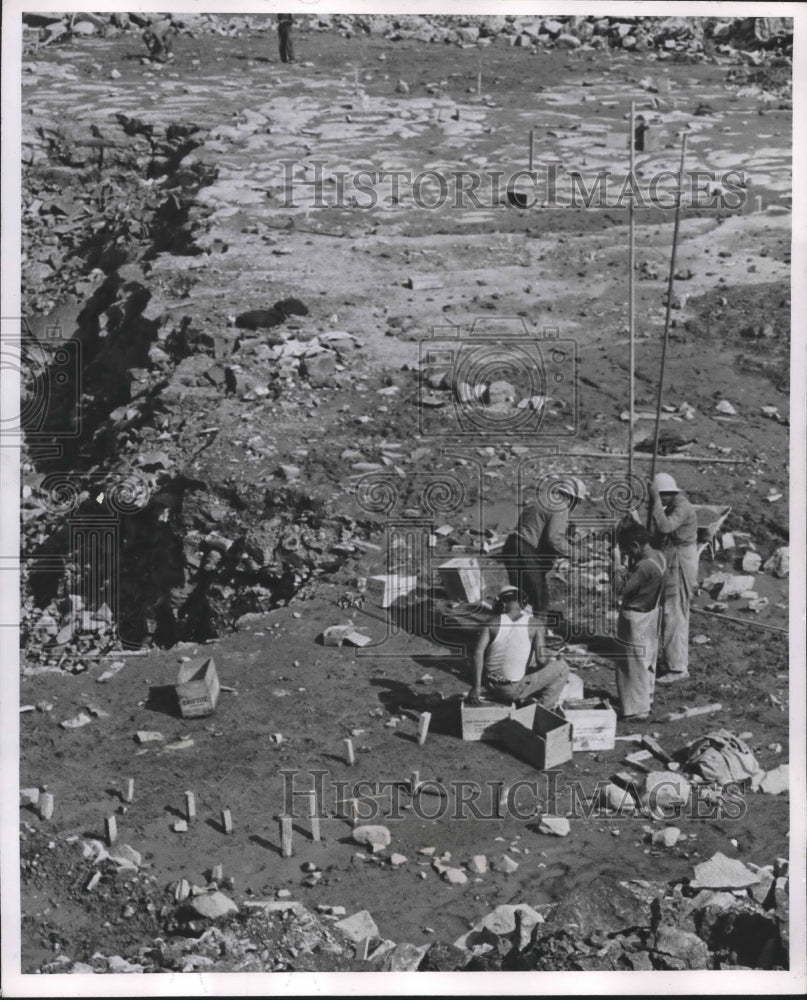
277 13 295 64
615 527 666 719
143 16 177 62
500 478 584 616
648 472 698 683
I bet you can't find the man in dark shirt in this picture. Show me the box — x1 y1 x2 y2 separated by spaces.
277 13 295 64
615 527 666 719
501 478 584 615
648 472 699 682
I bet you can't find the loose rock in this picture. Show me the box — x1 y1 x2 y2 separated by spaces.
352 825 391 853
186 891 238 920
442 867 469 885
691 852 760 890
334 909 379 943
537 816 570 837
491 854 519 874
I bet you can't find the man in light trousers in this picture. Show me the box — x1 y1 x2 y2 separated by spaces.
648 472 699 683
615 527 666 719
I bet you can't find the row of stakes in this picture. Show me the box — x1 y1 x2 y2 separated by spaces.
93 714 435 862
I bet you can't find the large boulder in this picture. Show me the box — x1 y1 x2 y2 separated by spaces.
547 875 648 939
652 925 710 970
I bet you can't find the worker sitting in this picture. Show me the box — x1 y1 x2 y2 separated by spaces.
467 585 569 709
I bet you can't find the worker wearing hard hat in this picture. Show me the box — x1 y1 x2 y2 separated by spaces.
501 477 585 616
648 472 699 683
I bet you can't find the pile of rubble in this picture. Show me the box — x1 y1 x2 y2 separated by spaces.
30 830 789 973
22 112 212 313
21 104 389 667
23 11 793 65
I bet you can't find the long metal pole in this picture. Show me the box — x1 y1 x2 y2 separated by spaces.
691 607 788 635
647 132 688 530
628 101 636 486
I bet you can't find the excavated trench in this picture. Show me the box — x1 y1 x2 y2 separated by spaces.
21 114 365 661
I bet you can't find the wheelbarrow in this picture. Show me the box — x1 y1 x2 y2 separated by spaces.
693 504 732 561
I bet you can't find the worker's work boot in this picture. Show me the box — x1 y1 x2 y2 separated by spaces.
656 671 690 685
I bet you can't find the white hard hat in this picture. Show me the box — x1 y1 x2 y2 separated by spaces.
558 477 586 500
654 472 679 493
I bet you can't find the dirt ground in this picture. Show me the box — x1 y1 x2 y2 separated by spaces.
16 19 792 976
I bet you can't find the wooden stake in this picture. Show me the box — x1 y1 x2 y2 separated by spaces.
184 790 196 824
39 792 54 820
497 783 509 819
105 815 118 846
123 778 134 804
280 815 293 857
350 797 360 828
221 808 233 835
359 936 371 960
628 99 636 485
211 863 224 883
417 712 431 745
306 789 321 842
529 128 535 174
344 738 356 766
410 770 420 795
85 870 101 892
647 132 688 525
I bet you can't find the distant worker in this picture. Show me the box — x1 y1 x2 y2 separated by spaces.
648 472 699 683
614 527 666 720
466 585 569 708
277 13 295 64
501 478 585 615
143 17 176 62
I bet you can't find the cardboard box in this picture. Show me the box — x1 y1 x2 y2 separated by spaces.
439 558 482 604
366 574 418 608
500 705 573 770
176 656 220 719
560 698 617 751
460 700 536 742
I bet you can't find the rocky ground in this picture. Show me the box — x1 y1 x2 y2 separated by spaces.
15 12 794 980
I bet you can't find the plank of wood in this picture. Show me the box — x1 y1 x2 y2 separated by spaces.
665 702 722 722
406 274 444 291
641 735 672 764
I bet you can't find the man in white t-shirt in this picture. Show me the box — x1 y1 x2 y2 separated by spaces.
467 585 569 708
